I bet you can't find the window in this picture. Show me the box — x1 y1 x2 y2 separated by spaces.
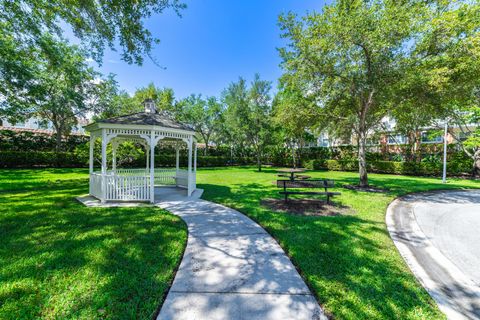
319 139 329 147
37 121 49 129
421 132 443 143
387 134 407 145
458 132 470 141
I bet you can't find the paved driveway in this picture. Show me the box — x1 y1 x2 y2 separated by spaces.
387 190 480 320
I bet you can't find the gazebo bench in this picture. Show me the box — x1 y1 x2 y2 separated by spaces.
277 179 341 203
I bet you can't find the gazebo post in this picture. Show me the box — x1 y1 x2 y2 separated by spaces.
194 141 197 192
89 134 94 195
175 145 180 181
101 129 107 203
112 141 117 174
187 137 193 196
149 132 155 203
146 147 150 172
89 134 94 174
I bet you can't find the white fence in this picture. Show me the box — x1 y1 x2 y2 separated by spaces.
90 168 192 201
105 175 150 201
90 172 103 199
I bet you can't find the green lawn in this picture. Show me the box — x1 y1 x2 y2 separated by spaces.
0 169 187 319
1 167 479 319
196 167 480 320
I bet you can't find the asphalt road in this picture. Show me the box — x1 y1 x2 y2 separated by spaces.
387 190 480 320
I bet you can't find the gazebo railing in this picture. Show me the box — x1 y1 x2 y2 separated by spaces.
106 175 150 201
112 168 188 186
89 168 192 202
90 172 103 199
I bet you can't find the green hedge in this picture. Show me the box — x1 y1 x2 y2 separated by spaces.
306 159 472 176
1 150 473 176
0 151 252 168
0 151 88 168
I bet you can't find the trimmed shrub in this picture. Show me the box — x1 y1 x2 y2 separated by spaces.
321 159 472 176
325 159 358 171
0 129 88 152
0 151 88 168
303 159 326 170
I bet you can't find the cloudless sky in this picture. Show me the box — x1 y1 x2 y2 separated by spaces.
85 0 327 99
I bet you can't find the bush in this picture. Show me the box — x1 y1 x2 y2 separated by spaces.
325 159 358 171
0 150 253 169
0 151 88 168
321 159 472 176
0 129 88 152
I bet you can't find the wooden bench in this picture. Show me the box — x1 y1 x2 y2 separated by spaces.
277 179 341 203
294 174 311 180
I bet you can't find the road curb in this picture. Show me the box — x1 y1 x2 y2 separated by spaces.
386 194 480 320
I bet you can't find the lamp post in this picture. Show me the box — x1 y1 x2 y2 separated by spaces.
442 122 448 184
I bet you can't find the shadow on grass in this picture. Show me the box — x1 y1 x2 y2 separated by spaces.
0 179 186 319
198 178 448 319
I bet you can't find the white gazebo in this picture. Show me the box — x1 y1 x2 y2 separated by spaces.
84 99 197 203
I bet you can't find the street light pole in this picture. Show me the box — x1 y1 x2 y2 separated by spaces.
442 122 448 184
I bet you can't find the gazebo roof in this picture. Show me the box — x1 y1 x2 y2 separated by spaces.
85 110 195 133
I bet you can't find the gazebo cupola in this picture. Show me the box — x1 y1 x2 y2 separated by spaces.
84 100 198 203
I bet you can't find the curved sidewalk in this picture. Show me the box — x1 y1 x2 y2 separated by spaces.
155 191 326 320
386 190 480 320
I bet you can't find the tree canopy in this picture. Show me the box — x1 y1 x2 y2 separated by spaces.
0 0 185 65
278 0 426 186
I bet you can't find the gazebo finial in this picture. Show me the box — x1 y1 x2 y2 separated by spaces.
143 98 157 114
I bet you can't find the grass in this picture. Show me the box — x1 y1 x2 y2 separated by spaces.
0 168 187 319
1 167 479 319
196 167 480 320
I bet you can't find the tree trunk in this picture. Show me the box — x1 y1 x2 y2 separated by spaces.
54 127 63 152
473 149 480 178
257 148 262 172
358 130 369 187
292 143 296 168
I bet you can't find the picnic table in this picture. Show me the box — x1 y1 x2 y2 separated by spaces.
276 179 341 203
276 168 310 181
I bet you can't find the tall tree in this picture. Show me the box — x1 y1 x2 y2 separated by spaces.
134 83 176 112
176 95 223 155
279 0 424 186
396 1 480 174
274 79 319 167
1 35 115 150
223 74 273 171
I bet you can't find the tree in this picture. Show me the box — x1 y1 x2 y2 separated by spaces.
0 0 185 65
273 79 319 167
446 104 480 176
177 95 223 155
96 90 139 119
278 0 424 186
223 74 273 171
1 35 116 150
133 83 176 112
397 1 480 175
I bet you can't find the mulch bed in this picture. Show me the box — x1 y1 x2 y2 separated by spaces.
261 198 355 216
343 184 389 193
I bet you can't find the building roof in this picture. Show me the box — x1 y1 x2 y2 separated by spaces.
94 111 195 132
0 126 86 136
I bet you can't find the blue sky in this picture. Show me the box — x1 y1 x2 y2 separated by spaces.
85 0 327 99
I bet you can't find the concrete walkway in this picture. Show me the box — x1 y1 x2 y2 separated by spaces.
155 189 326 320
386 190 480 320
